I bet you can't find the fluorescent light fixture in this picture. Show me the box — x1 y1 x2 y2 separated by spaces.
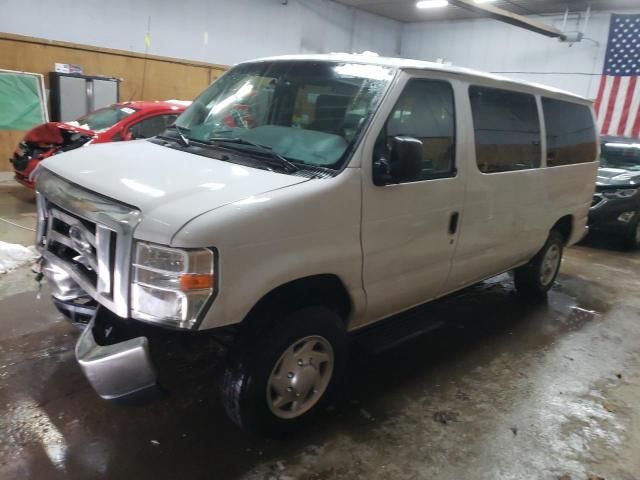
417 0 448 9
415 0 493 10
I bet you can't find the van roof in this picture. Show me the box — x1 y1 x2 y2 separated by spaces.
247 53 589 103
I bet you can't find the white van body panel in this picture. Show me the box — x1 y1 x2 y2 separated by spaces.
171 167 366 330
358 71 467 327
541 162 598 243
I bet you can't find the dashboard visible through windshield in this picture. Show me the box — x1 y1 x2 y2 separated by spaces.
167 60 395 171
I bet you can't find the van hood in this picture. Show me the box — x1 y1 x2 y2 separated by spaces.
596 167 640 187
40 140 309 244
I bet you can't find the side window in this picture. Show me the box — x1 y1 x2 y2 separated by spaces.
129 114 179 139
542 98 596 167
469 86 541 173
376 79 456 183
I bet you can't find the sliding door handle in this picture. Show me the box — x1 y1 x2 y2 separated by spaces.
449 211 460 235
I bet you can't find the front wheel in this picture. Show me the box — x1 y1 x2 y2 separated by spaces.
514 230 564 298
221 306 347 436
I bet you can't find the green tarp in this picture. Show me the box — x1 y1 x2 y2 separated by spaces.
0 72 46 130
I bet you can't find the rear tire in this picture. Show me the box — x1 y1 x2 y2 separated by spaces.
514 230 564 299
221 306 347 436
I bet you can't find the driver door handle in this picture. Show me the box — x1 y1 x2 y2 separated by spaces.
449 211 460 235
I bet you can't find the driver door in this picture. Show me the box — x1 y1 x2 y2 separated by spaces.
360 76 465 325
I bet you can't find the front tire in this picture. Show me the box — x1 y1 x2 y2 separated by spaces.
221 306 347 436
514 230 564 298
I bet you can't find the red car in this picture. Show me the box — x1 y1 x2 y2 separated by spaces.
11 100 189 188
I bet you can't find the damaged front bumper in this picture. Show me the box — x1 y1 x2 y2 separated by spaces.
40 260 158 399
76 308 158 400
39 256 229 402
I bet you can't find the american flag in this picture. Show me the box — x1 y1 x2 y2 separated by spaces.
595 13 640 138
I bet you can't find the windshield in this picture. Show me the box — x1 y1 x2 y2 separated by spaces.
601 141 640 171
172 60 395 170
69 105 138 132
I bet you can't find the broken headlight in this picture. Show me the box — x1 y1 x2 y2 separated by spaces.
131 242 215 329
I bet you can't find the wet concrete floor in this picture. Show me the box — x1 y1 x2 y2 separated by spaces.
1 178 639 479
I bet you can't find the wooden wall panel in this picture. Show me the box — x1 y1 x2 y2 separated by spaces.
0 130 26 169
0 33 228 171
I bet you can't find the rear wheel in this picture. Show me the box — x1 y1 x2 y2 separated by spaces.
221 306 347 436
514 230 564 298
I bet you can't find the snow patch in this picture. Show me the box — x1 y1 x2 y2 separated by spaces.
0 241 38 274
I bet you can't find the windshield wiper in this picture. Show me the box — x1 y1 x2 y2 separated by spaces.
166 124 191 148
208 137 298 173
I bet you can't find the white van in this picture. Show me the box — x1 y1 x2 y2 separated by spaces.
35 54 598 434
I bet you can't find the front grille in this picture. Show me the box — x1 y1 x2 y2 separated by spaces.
44 205 115 296
36 169 141 318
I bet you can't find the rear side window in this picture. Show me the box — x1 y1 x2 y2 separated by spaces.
542 98 596 167
469 86 541 173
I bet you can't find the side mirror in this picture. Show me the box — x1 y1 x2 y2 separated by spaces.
374 136 424 185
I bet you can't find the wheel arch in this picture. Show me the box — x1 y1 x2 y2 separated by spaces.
240 274 353 334
551 214 574 245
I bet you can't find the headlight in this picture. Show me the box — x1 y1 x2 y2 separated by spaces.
131 242 215 329
602 188 639 199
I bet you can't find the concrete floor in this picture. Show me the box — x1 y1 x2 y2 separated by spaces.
1 176 639 480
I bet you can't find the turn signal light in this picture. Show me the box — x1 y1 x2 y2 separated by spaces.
179 273 214 291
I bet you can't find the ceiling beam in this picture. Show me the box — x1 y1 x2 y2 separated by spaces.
447 0 565 39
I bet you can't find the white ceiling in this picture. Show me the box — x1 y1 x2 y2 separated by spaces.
334 0 640 22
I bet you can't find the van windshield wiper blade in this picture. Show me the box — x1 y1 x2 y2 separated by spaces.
207 137 298 173
166 124 191 147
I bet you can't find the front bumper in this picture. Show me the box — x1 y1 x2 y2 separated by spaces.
72 305 236 401
76 309 157 400
14 171 35 189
